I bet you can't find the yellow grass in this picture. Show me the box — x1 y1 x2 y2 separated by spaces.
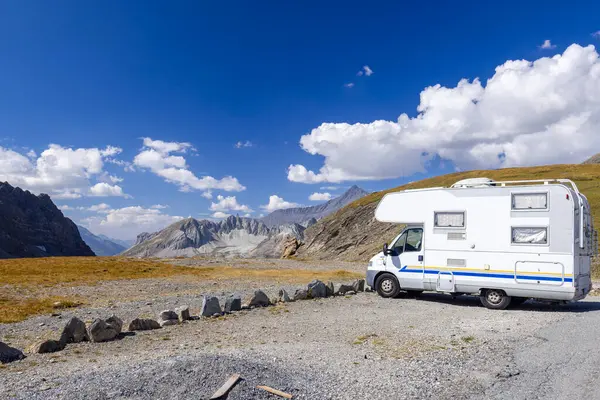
0 296 84 323
0 257 362 287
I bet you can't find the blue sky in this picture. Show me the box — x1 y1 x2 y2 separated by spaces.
1 0 599 239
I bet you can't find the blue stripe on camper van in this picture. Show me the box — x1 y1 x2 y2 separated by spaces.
398 266 573 283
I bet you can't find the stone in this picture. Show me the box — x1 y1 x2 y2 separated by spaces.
212 313 221 318
128 318 161 331
270 297 279 305
281 237 301 259
307 280 327 298
159 310 178 322
335 283 356 295
224 295 242 313
248 290 270 307
0 341 25 363
175 306 191 322
201 296 221 317
326 281 335 297
27 339 63 354
353 279 365 292
278 288 292 303
88 317 122 343
293 289 309 301
159 320 179 327
59 317 89 346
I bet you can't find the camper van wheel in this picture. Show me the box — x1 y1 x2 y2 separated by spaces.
480 289 511 310
375 273 401 298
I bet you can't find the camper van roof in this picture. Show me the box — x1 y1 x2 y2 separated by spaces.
451 178 494 188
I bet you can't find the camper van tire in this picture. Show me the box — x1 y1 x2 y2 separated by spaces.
375 273 401 298
479 289 512 310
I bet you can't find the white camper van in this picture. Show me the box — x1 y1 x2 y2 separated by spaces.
366 178 598 309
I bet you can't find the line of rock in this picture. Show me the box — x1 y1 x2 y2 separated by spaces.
0 279 366 364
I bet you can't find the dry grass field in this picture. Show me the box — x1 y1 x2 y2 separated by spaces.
0 257 363 323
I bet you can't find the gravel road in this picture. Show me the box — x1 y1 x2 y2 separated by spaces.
2 288 600 400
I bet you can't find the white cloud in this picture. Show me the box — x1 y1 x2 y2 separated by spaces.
593 31 600 39
540 39 556 49
89 182 129 198
150 204 168 209
134 137 245 192
0 144 127 198
309 192 332 201
201 190 213 199
88 203 111 213
357 65 373 76
26 150 37 158
234 140 253 149
59 205 73 211
261 195 301 212
106 158 135 172
288 44 600 183
210 195 252 213
82 206 183 240
344 83 355 88
211 211 231 219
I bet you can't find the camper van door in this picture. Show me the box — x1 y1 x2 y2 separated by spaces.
387 226 425 290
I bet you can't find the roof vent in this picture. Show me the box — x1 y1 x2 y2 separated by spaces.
451 178 495 188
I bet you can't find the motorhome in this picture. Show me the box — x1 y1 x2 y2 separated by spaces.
366 178 597 309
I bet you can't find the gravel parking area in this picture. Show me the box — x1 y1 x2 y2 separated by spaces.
2 284 600 400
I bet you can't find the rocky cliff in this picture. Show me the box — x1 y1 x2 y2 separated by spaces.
77 225 126 256
122 215 304 258
0 182 95 258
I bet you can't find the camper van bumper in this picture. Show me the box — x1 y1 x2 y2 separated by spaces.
366 270 378 288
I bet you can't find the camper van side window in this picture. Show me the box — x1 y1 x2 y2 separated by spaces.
434 212 465 228
511 227 548 245
511 193 548 210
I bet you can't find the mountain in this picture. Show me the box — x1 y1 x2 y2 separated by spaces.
0 182 95 259
260 185 369 227
77 226 126 256
583 153 600 164
97 235 134 249
296 164 600 261
122 215 304 258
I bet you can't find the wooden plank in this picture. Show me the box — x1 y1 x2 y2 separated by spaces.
209 374 241 399
256 385 293 399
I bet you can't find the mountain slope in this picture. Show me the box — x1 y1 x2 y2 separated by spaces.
77 226 126 256
260 185 369 227
297 164 600 261
122 215 304 258
0 182 95 259
98 235 134 249
583 153 600 164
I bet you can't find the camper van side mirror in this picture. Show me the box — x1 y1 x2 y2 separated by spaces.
383 243 391 255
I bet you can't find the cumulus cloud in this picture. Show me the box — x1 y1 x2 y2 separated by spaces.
234 140 253 149
81 206 183 240
89 182 129 198
0 144 128 198
88 203 111 213
209 195 252 213
344 83 355 88
357 65 374 76
211 211 231 219
261 195 301 212
540 39 556 49
201 190 213 199
288 44 600 183
134 137 245 192
150 204 168 209
309 192 333 201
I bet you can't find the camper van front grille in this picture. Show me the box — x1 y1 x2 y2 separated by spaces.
447 258 466 267
447 232 466 240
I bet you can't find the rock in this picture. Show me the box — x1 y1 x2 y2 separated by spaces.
281 237 301 258
212 313 221 318
278 288 292 303
270 296 279 305
157 310 179 327
224 295 242 313
175 306 191 322
0 341 25 363
326 282 334 297
335 283 356 295
160 320 179 327
293 289 309 301
59 317 89 346
88 317 122 343
27 340 63 354
353 279 365 292
128 318 161 331
248 290 271 307
307 280 327 298
201 296 221 317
